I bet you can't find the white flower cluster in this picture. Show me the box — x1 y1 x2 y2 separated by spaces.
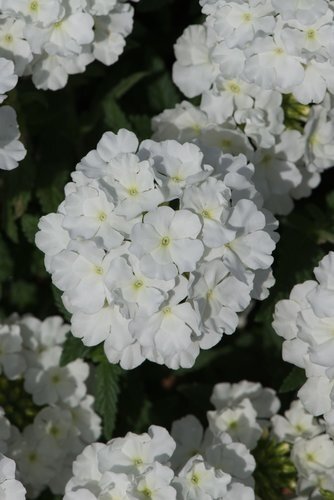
0 0 140 91
64 380 281 500
0 315 101 498
272 399 334 498
273 251 334 426
166 0 334 215
0 453 26 500
35 128 278 370
175 0 334 105
152 99 311 216
0 57 26 170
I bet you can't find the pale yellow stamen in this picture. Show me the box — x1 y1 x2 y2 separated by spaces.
161 236 170 247
4 34 13 43
29 1 39 12
306 28 316 40
128 186 138 196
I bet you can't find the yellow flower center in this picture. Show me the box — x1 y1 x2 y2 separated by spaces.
309 133 319 146
4 34 13 43
141 488 152 498
171 175 184 183
133 457 143 465
98 211 107 222
133 279 144 289
128 186 138 196
201 208 213 219
50 425 60 437
162 306 172 315
242 12 253 22
51 374 61 384
161 236 170 247
274 47 284 55
29 1 39 12
54 21 63 29
295 424 305 433
228 420 238 430
306 28 316 40
227 81 241 94
94 265 104 275
221 139 232 149
191 473 200 485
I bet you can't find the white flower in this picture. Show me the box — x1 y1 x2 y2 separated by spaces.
304 94 334 174
200 77 255 123
106 255 174 314
272 400 324 443
93 4 134 66
0 58 17 103
98 426 176 475
0 409 11 453
27 11 95 57
205 199 276 283
271 0 329 25
130 206 204 280
24 358 89 406
2 0 63 27
292 434 334 478
38 129 278 369
86 0 118 16
170 415 205 469
173 25 220 98
0 323 25 379
211 380 280 419
173 454 231 500
130 278 202 369
31 50 94 90
189 260 252 343
244 34 305 92
207 398 262 450
152 101 211 143
205 432 256 483
62 185 125 249
273 252 334 421
207 1 275 48
139 139 212 200
251 130 304 215
19 314 69 369
135 462 176 500
0 106 26 171
0 454 26 500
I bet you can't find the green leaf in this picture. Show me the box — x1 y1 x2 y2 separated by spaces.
103 97 131 131
21 214 39 243
137 0 174 12
9 280 37 310
129 114 152 141
279 367 306 393
326 191 334 211
60 334 90 366
175 347 227 377
94 362 122 440
0 238 13 283
52 286 71 321
320 489 334 499
111 72 149 100
148 72 180 112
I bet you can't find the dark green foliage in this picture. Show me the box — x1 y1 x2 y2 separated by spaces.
94 361 122 440
280 367 307 394
1 2 334 499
